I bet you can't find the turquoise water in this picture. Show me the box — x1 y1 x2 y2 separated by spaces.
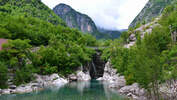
0 80 126 100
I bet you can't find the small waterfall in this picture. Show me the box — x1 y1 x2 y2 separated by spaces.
88 48 106 79
91 60 97 75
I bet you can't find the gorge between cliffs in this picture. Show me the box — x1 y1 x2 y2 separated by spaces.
0 0 176 100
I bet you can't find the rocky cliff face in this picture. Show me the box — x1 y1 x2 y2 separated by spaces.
53 3 122 39
129 0 175 28
53 3 97 34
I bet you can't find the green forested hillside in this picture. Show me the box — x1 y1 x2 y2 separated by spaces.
102 4 177 99
0 0 97 88
0 0 66 26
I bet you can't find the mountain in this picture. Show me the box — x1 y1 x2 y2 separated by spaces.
97 27 122 39
53 3 97 34
129 0 175 28
53 3 122 39
0 0 66 26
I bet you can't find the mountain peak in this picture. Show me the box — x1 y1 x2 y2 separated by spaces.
54 3 73 13
53 3 98 34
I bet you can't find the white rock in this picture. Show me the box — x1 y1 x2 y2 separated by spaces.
98 61 126 88
0 73 68 95
52 78 68 86
96 77 103 81
15 85 33 94
2 89 11 94
119 83 145 97
50 74 59 80
77 71 91 81
69 74 77 81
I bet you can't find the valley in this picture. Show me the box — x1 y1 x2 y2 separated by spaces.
0 0 176 100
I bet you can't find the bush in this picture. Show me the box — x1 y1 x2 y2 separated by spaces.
13 64 34 86
0 62 8 88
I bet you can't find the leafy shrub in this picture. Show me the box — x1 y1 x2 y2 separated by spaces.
13 64 34 86
43 65 58 75
0 62 8 88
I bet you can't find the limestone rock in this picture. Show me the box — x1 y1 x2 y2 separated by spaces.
97 61 146 100
159 80 177 98
125 17 160 48
0 73 68 95
52 77 68 86
129 34 136 41
97 61 126 88
53 3 97 34
76 71 91 81
69 74 77 81
119 83 146 99
15 85 33 94
2 89 11 94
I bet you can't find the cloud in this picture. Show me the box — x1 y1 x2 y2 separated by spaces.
41 0 148 30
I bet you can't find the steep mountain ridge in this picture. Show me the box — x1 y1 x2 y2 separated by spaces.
129 0 175 28
53 3 122 39
53 3 97 34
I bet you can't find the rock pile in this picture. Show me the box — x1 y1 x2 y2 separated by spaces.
97 61 146 100
0 74 68 95
69 71 91 81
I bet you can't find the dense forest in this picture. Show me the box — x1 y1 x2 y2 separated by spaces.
0 0 97 88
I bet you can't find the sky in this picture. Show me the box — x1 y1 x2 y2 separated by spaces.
41 0 148 30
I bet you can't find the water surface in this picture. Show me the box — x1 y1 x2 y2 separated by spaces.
0 80 126 100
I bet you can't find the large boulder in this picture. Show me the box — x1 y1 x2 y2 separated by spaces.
76 71 91 81
129 34 136 41
69 74 77 81
159 80 177 98
15 85 33 94
2 89 11 94
97 61 126 88
119 83 145 96
69 70 91 82
119 83 146 100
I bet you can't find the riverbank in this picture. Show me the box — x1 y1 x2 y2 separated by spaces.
1 62 176 100
0 74 68 95
97 61 146 100
0 69 91 95
97 61 177 100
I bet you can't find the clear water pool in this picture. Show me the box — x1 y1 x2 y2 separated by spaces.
0 80 127 100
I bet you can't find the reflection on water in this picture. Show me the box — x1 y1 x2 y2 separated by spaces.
0 80 126 100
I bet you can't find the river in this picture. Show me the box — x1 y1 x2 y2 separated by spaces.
0 80 127 100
